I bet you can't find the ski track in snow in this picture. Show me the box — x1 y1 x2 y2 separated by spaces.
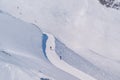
45 33 97 80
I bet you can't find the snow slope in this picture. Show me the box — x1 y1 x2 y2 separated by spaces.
0 0 120 62
0 61 34 80
45 33 97 80
0 12 80 80
55 39 120 80
0 0 120 80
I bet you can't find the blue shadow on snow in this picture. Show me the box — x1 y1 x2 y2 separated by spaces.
42 34 48 59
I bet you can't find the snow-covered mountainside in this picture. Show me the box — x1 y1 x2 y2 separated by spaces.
0 0 120 80
0 12 80 80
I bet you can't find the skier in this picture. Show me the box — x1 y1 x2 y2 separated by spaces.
60 56 62 60
50 46 52 50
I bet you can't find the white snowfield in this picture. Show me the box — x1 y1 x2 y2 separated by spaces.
0 12 81 80
45 33 97 80
0 0 120 62
0 0 120 80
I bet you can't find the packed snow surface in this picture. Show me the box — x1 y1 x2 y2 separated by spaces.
45 33 97 80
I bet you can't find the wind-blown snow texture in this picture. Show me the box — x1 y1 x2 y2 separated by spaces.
55 39 120 80
0 0 120 80
0 12 80 80
1 0 120 61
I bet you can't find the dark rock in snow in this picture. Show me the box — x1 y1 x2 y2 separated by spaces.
99 0 120 10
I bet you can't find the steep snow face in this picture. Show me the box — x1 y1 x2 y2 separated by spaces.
0 12 81 80
0 12 44 59
45 33 97 80
0 0 120 79
55 39 120 80
0 0 120 64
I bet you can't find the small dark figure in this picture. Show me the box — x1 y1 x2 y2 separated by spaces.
60 56 62 60
50 46 52 50
40 78 49 80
